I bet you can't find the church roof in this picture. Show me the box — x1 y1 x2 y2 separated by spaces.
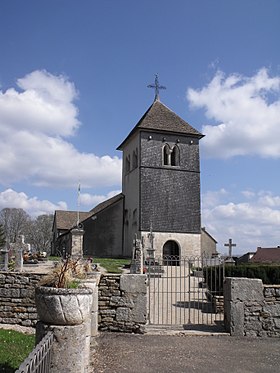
86 193 124 218
54 210 90 230
54 194 124 232
117 99 204 150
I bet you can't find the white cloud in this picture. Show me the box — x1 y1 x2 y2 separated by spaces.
0 188 67 217
202 189 280 253
80 190 121 207
187 68 280 158
0 70 122 188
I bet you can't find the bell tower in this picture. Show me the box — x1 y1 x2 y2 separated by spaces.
117 78 204 258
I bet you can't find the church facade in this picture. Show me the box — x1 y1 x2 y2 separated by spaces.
52 94 216 259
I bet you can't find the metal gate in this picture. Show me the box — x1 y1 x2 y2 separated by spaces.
146 255 225 330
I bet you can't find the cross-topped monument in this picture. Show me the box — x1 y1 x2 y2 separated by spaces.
147 74 166 101
224 238 236 258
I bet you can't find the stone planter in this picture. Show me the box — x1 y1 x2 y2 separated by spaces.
35 286 93 325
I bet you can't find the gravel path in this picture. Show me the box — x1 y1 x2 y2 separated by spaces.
0 323 35 334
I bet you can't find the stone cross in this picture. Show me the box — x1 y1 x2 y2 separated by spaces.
131 233 143 274
147 222 155 260
147 74 166 100
224 238 236 258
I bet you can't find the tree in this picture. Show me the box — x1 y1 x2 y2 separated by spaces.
0 223 5 249
26 214 54 254
0 208 31 244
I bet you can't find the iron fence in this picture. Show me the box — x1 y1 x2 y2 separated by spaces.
15 332 54 373
146 255 225 330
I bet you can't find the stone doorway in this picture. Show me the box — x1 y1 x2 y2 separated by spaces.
163 240 180 265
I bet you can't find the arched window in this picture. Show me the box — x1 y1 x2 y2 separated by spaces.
171 145 179 166
163 144 171 165
132 148 138 169
163 144 180 166
125 155 130 174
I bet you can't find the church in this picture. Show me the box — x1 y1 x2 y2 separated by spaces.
52 78 217 259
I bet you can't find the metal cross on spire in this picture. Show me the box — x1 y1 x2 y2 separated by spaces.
147 74 166 101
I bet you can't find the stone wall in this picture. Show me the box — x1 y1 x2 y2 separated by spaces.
98 273 147 333
224 277 280 337
0 272 42 326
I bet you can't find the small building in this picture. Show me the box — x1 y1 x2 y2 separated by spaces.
201 227 218 257
237 252 255 264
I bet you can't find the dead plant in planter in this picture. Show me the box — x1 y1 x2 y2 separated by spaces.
38 256 90 288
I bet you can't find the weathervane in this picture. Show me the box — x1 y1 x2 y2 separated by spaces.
147 74 166 101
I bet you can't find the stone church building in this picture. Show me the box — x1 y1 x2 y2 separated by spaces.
52 92 217 259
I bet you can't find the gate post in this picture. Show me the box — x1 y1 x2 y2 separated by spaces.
224 277 263 336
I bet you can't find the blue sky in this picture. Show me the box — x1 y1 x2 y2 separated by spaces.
0 0 279 254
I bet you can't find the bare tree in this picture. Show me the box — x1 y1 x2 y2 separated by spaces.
26 214 54 254
0 208 31 244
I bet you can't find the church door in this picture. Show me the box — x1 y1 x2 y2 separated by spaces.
163 240 180 265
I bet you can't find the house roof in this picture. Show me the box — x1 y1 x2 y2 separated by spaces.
250 247 280 263
117 99 204 150
201 227 218 243
54 210 90 230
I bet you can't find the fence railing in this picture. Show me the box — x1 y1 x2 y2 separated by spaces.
15 331 54 373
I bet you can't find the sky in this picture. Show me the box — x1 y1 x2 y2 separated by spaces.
0 0 279 255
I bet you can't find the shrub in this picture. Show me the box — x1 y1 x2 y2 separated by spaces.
204 264 280 294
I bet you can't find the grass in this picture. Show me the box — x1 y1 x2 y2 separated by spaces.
47 256 61 261
94 257 131 273
0 329 35 372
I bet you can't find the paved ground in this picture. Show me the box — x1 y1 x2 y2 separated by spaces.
91 332 280 373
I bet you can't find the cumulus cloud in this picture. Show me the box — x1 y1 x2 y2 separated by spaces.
187 68 280 158
0 188 67 217
0 70 122 188
80 190 121 207
202 189 280 253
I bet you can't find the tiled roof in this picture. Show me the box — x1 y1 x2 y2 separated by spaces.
54 211 91 230
54 193 124 232
250 247 280 263
117 99 204 150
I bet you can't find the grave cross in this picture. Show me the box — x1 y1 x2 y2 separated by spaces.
147 74 166 101
224 238 236 258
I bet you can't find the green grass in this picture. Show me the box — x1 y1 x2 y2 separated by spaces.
47 256 61 261
94 257 130 273
0 329 35 372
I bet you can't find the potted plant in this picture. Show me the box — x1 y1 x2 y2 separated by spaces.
35 257 95 325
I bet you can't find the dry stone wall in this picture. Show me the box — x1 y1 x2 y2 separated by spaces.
98 273 147 333
0 271 148 334
0 272 43 327
224 277 280 337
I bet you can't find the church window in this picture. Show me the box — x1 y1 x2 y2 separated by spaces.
125 155 131 174
163 144 180 166
132 148 138 169
163 144 171 165
171 145 179 166
132 208 137 225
